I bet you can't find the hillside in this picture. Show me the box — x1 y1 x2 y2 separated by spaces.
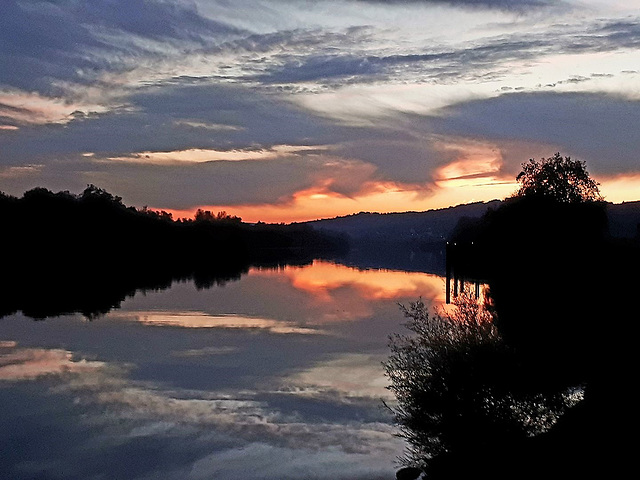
606 200 640 238
305 199 640 274
307 200 502 244
303 201 501 274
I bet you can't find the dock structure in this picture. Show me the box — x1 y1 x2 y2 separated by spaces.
445 241 483 304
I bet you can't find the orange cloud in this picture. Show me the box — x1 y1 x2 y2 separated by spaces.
599 173 640 203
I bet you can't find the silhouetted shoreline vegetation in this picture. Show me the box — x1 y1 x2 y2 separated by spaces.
387 155 639 479
0 185 349 319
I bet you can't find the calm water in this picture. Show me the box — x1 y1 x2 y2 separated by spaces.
0 261 450 480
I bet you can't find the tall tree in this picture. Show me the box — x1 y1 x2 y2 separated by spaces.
515 152 602 203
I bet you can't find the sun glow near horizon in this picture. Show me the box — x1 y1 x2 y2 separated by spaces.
157 162 639 224
159 174 520 224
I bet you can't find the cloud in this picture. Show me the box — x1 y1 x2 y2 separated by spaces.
284 352 394 399
353 0 559 11
106 145 329 164
0 337 400 459
0 81 343 160
21 345 400 479
0 0 241 94
433 91 640 176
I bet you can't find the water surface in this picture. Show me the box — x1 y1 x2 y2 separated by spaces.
0 261 449 480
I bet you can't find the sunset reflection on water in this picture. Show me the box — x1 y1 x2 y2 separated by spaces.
250 260 447 320
0 260 451 480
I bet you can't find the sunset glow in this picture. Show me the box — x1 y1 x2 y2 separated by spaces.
250 261 448 321
167 179 517 224
1 0 639 220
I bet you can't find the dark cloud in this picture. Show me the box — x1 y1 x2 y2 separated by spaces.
84 157 335 208
0 80 390 209
0 0 241 94
0 81 340 160
253 55 386 84
255 38 549 86
354 0 558 10
252 17 640 88
434 92 640 176
2 0 640 213
0 153 329 209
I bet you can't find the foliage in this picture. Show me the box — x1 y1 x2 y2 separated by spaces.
384 293 583 474
194 208 242 223
514 152 602 203
81 184 124 205
0 185 348 319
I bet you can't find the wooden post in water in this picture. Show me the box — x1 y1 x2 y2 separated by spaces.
453 271 458 298
446 242 451 304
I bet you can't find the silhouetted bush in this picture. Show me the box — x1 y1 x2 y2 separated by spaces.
385 293 584 478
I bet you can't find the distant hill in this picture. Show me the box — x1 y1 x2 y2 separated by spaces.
304 199 640 274
307 200 502 244
606 200 640 239
308 199 640 242
304 201 502 274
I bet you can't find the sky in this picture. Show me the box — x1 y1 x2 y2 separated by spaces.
1 0 640 223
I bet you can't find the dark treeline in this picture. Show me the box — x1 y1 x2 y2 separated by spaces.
440 196 639 478
388 155 640 479
0 186 348 319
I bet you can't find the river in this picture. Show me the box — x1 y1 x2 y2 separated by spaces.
0 260 452 480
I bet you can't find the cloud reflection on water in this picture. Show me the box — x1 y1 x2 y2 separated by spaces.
0 340 401 479
259 261 445 301
124 311 325 335
0 260 447 479
0 342 105 381
250 260 446 322
284 352 393 400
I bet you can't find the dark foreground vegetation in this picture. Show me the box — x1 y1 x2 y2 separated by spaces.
0 186 348 319
387 154 639 479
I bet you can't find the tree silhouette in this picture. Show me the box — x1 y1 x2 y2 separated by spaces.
0 186 348 319
194 208 242 223
384 293 581 477
438 154 639 478
514 152 602 203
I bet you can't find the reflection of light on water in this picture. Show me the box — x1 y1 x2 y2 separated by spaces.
0 341 105 381
252 260 447 305
0 343 401 469
170 346 238 357
285 353 394 400
126 311 324 334
0 262 414 479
